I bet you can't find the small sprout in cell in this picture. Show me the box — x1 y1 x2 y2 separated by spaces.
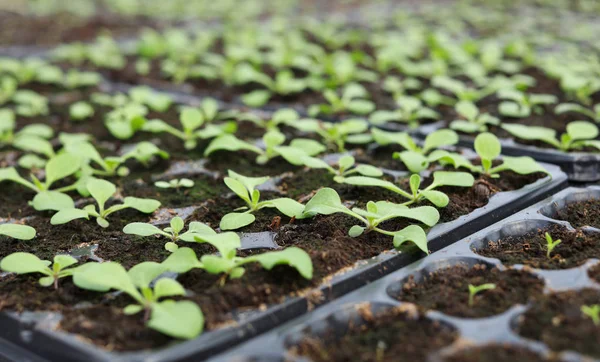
308 83 375 116
369 96 439 128
297 154 383 183
581 305 600 326
468 283 496 307
544 232 562 259
497 89 557 118
1 252 78 289
450 101 499 134
123 217 215 252
155 178 195 190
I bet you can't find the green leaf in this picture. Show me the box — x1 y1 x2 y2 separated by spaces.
419 190 449 207
45 153 81 187
355 164 383 177
431 171 475 188
123 304 144 315
53 255 78 270
423 129 459 152
123 197 161 213
220 213 256 230
493 156 548 175
396 151 429 173
567 121 598 141
241 90 272 107
154 278 186 299
87 178 116 209
303 188 348 215
392 225 429 253
149 300 204 339
128 262 166 289
204 134 262 156
474 132 501 161
170 217 184 234
243 247 313 279
1 252 49 274
180 107 204 132
264 198 305 218
369 110 399 125
455 101 478 120
0 224 36 240
50 208 90 225
349 225 365 237
31 191 75 211
162 247 202 273
73 262 140 299
123 222 164 236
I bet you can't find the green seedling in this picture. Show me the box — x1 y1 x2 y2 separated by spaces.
161 235 313 284
1 252 78 289
308 83 375 116
502 121 600 152
0 224 36 240
369 96 439 128
236 64 308 107
544 232 562 259
104 102 148 140
128 86 173 112
294 154 383 183
155 178 194 190
430 76 496 103
123 217 213 252
219 170 305 230
468 283 496 307
69 101 94 121
581 304 600 326
450 101 499 133
342 172 475 208
0 108 55 158
289 118 370 152
555 103 600 122
51 179 161 228
497 89 557 118
73 261 204 339
303 188 438 253
12 90 49 117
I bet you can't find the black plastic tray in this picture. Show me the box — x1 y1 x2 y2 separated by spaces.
414 122 600 183
0 163 567 362
211 185 600 362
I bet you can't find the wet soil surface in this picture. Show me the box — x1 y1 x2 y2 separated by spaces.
516 288 600 358
289 304 458 362
474 225 600 269
551 199 600 229
394 263 545 318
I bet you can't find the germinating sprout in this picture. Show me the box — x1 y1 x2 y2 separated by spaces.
497 89 557 118
51 178 161 228
502 121 600 152
581 304 600 326
154 178 195 190
0 224 36 240
369 96 439 128
219 170 306 230
1 252 79 289
308 83 375 116
342 171 475 208
73 261 204 339
544 232 562 259
124 217 214 252
450 101 499 133
302 188 439 253
161 236 313 285
468 283 496 307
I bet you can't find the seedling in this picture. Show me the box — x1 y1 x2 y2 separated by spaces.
450 101 499 133
128 86 173 113
468 283 496 307
544 232 562 259
12 90 49 117
342 172 475 207
104 102 148 140
501 121 600 152
289 118 370 152
161 236 313 284
581 305 600 326
555 102 600 122
381 76 422 99
308 83 375 116
0 153 81 211
497 89 557 118
0 252 78 289
51 179 161 228
0 109 54 158
155 178 194 190
369 96 439 128
124 217 214 251
0 224 36 240
295 154 383 183
219 170 305 230
559 73 600 105
143 105 236 149
430 76 495 103
303 188 438 253
73 261 204 339
236 64 308 107
69 101 94 121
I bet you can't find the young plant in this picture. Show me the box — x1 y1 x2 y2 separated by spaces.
235 64 308 107
155 178 194 190
430 76 495 103
544 232 562 259
290 118 370 152
450 101 499 133
497 89 557 118
219 170 306 230
0 153 81 211
342 172 475 207
303 188 439 253
0 224 36 240
501 121 600 152
370 128 459 173
369 96 439 128
143 106 236 150
468 283 496 307
12 90 49 117
555 102 600 122
124 217 213 252
51 179 161 228
308 83 375 116
581 304 600 326
294 154 383 183
73 261 204 339
0 108 55 158
69 101 94 121
0 252 78 289
104 102 148 140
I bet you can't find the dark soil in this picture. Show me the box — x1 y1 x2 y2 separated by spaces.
289 305 458 362
443 344 553 362
394 263 545 318
474 225 600 269
516 288 600 358
551 199 600 229
586 263 600 283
